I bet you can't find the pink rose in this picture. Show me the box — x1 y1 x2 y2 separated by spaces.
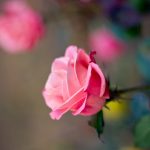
0 1 44 53
43 46 109 120
89 28 125 62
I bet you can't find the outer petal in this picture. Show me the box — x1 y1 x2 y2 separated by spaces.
43 89 64 109
67 60 80 95
84 62 106 97
62 78 70 100
43 70 67 109
80 95 106 116
45 70 66 90
71 98 87 116
51 57 69 72
75 49 90 85
50 88 86 120
65 45 78 60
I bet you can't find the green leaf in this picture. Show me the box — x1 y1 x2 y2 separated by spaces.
134 115 150 149
88 110 104 138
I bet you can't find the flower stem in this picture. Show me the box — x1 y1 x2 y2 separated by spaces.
109 85 150 100
116 85 150 94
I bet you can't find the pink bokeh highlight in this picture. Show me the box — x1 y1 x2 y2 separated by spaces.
89 28 125 63
0 1 44 53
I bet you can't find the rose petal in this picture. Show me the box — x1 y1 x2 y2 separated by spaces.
45 70 66 90
84 62 106 97
62 78 70 100
50 108 67 120
50 88 86 120
72 98 87 116
43 70 67 110
75 49 90 85
65 45 78 59
51 57 69 72
43 89 64 109
80 95 106 116
67 60 80 95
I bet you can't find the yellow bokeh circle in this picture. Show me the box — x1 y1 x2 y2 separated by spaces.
103 99 129 121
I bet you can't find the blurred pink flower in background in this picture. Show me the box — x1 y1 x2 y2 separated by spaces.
0 0 44 53
43 46 109 120
89 28 125 63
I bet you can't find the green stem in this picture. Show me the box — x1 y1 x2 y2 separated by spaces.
109 85 150 101
116 85 150 94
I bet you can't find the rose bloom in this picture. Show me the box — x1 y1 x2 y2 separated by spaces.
0 1 44 53
43 46 109 120
89 28 125 62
